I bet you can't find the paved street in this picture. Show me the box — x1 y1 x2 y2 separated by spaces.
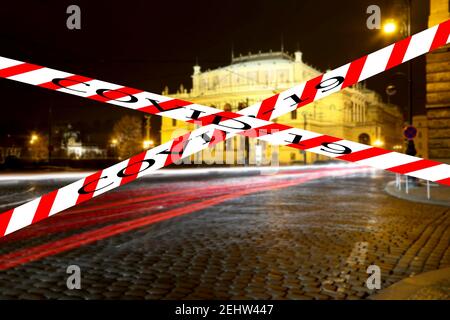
0 165 448 300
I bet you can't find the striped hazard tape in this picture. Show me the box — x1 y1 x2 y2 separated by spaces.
0 19 449 238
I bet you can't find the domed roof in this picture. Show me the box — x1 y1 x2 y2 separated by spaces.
230 51 294 65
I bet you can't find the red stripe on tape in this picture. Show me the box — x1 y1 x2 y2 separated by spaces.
138 98 192 114
386 159 442 174
256 94 280 121
288 135 341 150
39 75 93 90
187 111 241 126
297 75 323 108
430 19 450 51
0 209 14 236
435 177 450 186
336 147 391 162
209 129 228 146
88 86 143 103
342 56 367 88
385 36 412 70
76 171 104 205
0 63 43 78
240 123 291 138
32 190 59 224
164 133 191 166
119 152 148 186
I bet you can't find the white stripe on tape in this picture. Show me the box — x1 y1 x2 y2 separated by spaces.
356 152 418 169
404 25 438 62
5 198 41 235
358 45 393 81
408 164 450 182
8 68 72 85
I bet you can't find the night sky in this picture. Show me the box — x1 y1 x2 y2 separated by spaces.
0 0 429 145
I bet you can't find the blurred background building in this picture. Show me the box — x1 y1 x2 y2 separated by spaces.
425 0 450 164
412 115 429 159
162 50 404 165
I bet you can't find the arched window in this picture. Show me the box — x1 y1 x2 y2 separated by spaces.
358 133 371 145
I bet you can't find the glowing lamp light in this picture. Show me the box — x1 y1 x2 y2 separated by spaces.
383 20 397 34
143 140 154 149
373 139 384 147
29 134 39 145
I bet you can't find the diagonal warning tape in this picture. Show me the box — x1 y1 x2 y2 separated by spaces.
1 20 449 179
1 20 449 177
0 20 449 238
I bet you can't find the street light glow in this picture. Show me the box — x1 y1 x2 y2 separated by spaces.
373 139 384 147
143 140 154 149
30 133 39 144
383 20 397 34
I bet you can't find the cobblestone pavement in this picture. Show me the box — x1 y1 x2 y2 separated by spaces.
408 278 450 300
0 168 448 300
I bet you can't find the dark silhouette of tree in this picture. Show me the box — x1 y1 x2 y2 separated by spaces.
112 115 143 160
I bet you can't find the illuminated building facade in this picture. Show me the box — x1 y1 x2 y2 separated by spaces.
413 115 429 159
162 50 403 165
426 0 450 163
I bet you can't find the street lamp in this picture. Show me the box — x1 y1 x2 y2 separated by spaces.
385 71 407 113
382 20 398 34
382 0 416 160
373 139 384 147
143 140 154 149
382 0 412 125
385 84 397 105
30 133 39 145
109 138 119 159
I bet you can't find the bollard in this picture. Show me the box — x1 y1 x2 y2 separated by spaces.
426 180 431 200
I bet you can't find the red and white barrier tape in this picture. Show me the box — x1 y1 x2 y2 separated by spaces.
1 19 448 124
1 20 448 180
0 20 449 237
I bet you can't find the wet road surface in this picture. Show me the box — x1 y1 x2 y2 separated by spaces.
0 166 448 299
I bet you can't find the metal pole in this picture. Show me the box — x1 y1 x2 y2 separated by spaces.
405 176 409 194
426 180 430 200
145 115 150 141
245 98 250 166
48 105 52 164
404 0 417 184
407 0 413 126
303 112 307 165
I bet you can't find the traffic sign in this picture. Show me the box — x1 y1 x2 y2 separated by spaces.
403 125 417 140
